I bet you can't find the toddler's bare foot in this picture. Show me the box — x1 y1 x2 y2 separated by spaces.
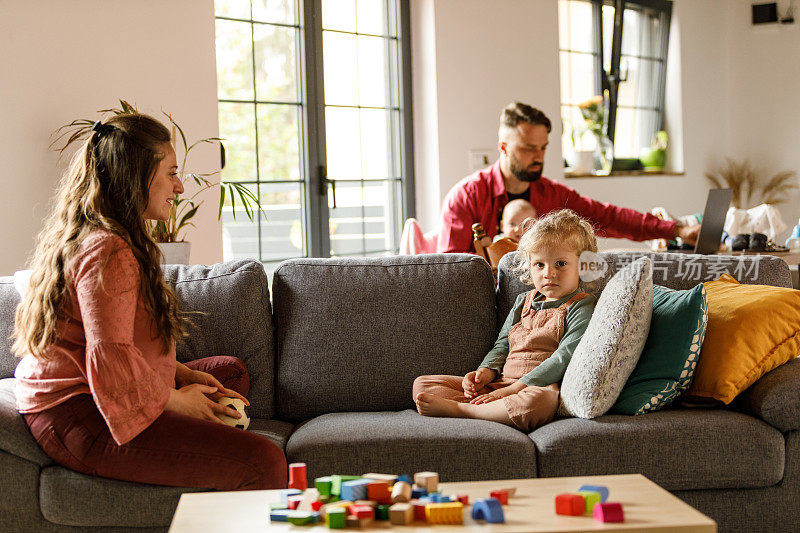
415 393 467 418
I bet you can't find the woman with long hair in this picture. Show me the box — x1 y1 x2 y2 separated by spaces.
12 113 287 490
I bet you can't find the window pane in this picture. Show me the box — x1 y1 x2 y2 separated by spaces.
257 104 301 181
329 181 365 255
325 107 361 179
357 35 389 107
216 20 255 100
254 24 298 102
559 0 594 53
602 4 613 73
621 7 642 57
356 0 386 34
363 180 399 253
323 31 358 106
360 109 390 179
215 0 251 19
322 0 356 32
560 52 596 105
613 107 636 158
617 56 639 108
218 102 257 181
252 0 296 24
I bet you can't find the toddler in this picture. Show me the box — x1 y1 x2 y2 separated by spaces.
497 199 538 242
414 209 597 432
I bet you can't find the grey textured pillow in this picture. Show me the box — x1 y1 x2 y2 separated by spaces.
560 256 653 418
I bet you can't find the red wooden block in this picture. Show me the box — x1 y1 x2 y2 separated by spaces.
348 505 375 520
457 494 469 505
412 501 428 520
555 493 584 516
310 500 323 512
367 481 391 503
287 495 303 510
489 490 509 505
593 502 624 523
288 463 307 491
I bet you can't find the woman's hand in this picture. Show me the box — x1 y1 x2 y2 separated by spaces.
469 381 527 404
165 384 241 423
174 363 249 406
462 367 496 399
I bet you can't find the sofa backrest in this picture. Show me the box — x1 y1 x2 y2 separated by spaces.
497 251 794 322
0 260 276 419
271 254 497 423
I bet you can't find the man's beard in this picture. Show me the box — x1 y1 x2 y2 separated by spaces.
509 153 543 182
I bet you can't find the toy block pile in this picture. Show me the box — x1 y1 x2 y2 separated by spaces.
268 463 514 528
554 484 624 524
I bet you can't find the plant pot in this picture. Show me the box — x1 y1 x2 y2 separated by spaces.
592 134 613 175
158 242 191 264
573 150 595 173
640 148 666 170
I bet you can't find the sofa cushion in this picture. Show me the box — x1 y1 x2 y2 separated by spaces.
39 465 205 527
531 409 784 491
612 284 708 415
285 410 538 483
0 378 52 466
248 417 295 450
497 252 792 324
272 255 497 422
737 357 800 432
560 257 653 418
163 260 275 418
0 277 21 379
687 274 800 405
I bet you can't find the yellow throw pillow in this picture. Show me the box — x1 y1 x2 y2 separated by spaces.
686 274 800 404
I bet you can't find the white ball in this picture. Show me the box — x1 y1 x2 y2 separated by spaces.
215 397 250 430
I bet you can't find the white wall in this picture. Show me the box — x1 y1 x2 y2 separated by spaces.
410 0 800 249
0 0 222 274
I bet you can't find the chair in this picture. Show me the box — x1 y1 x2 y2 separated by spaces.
399 218 438 254
472 223 518 281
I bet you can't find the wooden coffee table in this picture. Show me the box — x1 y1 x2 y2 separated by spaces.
170 473 716 532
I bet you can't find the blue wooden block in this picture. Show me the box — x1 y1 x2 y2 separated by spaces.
578 484 609 503
280 489 302 505
397 475 412 485
429 493 452 503
340 479 372 502
411 488 428 498
471 498 505 524
270 509 293 522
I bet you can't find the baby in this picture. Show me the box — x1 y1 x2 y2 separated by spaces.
413 209 597 432
498 199 538 242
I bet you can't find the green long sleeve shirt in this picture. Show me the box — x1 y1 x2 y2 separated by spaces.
479 288 597 387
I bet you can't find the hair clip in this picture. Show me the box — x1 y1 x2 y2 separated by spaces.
91 120 115 138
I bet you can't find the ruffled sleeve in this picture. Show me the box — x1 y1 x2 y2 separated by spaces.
73 233 171 445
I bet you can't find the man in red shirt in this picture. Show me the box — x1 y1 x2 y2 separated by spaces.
437 102 700 253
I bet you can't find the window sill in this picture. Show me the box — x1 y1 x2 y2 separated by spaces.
564 170 686 179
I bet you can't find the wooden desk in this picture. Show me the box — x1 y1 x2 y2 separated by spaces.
170 474 716 533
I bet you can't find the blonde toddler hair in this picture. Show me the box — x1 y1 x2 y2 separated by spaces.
514 209 597 285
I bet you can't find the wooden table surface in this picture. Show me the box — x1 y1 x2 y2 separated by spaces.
170 474 716 533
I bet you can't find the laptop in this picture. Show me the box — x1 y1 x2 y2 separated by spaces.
686 188 733 254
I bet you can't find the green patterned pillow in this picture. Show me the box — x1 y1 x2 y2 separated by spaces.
611 284 708 415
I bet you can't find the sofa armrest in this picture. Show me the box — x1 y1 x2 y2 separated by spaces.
737 358 800 433
0 378 52 466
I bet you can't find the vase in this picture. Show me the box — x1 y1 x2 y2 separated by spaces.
592 134 613 175
158 241 191 264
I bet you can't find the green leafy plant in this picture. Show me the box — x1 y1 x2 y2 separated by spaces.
54 99 263 243
706 158 798 208
577 95 607 137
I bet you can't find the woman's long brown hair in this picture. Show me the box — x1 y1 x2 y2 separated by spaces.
12 113 186 359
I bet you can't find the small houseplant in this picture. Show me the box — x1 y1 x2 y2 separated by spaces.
54 100 262 263
576 95 613 175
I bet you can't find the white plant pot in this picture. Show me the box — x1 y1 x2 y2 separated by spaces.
573 150 595 173
158 242 192 265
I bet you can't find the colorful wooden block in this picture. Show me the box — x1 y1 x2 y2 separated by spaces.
500 487 517 498
576 490 601 514
311 500 324 512
287 495 303 510
280 488 302 505
489 490 509 505
367 481 391 503
326 507 346 529
269 509 292 522
593 502 624 523
288 463 308 491
298 488 320 511
286 510 319 525
389 503 414 525
391 480 412 503
348 505 375 520
471 498 505 523
411 487 428 499
579 484 609 503
319 501 352 519
362 473 399 483
396 475 412 485
315 476 334 496
345 516 372 528
414 471 439 492
340 479 371 502
555 493 584 516
412 500 428 520
376 504 391 520
425 502 464 525
330 475 361 497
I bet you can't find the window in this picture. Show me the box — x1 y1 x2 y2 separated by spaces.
559 0 672 162
214 0 413 277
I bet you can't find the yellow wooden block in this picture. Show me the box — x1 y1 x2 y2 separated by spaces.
425 502 463 525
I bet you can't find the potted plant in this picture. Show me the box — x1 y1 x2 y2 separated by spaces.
640 130 668 171
576 95 613 175
54 100 262 263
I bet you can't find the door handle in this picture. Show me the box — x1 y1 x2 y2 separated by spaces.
318 165 337 209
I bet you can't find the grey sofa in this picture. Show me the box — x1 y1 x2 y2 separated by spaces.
1 252 798 532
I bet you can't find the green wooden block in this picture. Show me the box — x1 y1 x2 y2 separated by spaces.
287 511 315 526
376 504 391 521
576 490 601 514
315 476 334 496
327 508 346 529
330 475 361 497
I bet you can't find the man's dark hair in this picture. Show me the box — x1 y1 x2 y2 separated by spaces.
499 102 552 133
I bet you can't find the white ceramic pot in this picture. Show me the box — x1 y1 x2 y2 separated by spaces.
573 150 595 173
158 242 191 264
